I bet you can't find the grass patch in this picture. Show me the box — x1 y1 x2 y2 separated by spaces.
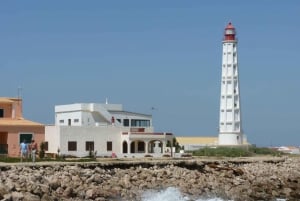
191 146 282 157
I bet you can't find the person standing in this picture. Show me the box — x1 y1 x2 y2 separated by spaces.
20 140 28 162
30 140 38 163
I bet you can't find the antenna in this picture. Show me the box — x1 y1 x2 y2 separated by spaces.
17 86 22 99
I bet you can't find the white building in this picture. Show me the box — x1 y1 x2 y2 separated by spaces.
218 22 244 145
45 102 173 158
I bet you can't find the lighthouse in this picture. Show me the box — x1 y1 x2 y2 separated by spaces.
218 22 243 145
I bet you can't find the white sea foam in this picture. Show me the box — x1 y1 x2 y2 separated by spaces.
141 187 286 201
141 187 225 201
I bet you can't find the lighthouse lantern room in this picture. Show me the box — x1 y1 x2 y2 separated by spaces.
218 22 243 145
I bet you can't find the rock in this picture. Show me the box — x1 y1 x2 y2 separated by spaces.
23 192 40 201
41 194 55 201
48 178 60 190
0 183 9 198
11 191 24 201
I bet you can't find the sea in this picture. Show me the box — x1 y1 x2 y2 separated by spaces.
141 187 286 201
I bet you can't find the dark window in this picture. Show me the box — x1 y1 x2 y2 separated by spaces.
123 119 129 127
44 141 49 151
107 141 112 151
138 141 145 152
68 141 77 151
131 119 150 127
86 141 94 151
68 119 71 126
20 133 33 144
0 109 3 118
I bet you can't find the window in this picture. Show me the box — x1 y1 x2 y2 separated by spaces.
74 119 79 123
138 141 145 152
59 120 64 123
0 109 3 118
20 133 33 144
131 119 150 127
68 141 77 151
44 141 49 151
123 119 129 127
117 119 121 123
68 119 71 126
107 141 112 151
86 141 94 151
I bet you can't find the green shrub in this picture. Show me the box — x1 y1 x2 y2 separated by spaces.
192 147 252 157
249 147 281 156
192 146 283 157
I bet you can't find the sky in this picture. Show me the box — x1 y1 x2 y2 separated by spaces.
1 1 299 147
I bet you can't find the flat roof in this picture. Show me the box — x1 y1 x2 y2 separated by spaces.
109 110 151 118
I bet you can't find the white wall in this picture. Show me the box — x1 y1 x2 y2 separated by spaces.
46 126 124 157
45 126 61 154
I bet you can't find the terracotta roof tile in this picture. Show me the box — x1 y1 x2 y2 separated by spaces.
0 118 44 126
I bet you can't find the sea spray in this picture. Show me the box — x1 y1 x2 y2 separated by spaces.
141 187 225 201
141 187 286 201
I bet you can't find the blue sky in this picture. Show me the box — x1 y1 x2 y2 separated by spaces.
1 1 299 146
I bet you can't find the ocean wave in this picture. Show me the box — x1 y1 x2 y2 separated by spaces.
141 187 286 201
141 187 225 201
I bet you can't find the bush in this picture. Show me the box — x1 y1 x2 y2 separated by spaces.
192 146 282 157
249 147 281 156
144 154 153 157
192 147 252 157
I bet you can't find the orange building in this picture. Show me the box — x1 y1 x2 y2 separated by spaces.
0 97 44 157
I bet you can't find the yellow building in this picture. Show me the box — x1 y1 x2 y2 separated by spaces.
176 136 218 151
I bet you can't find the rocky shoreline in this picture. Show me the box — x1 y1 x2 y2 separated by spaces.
0 157 299 201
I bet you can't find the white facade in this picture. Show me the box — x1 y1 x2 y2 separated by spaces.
45 102 173 158
219 22 243 145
